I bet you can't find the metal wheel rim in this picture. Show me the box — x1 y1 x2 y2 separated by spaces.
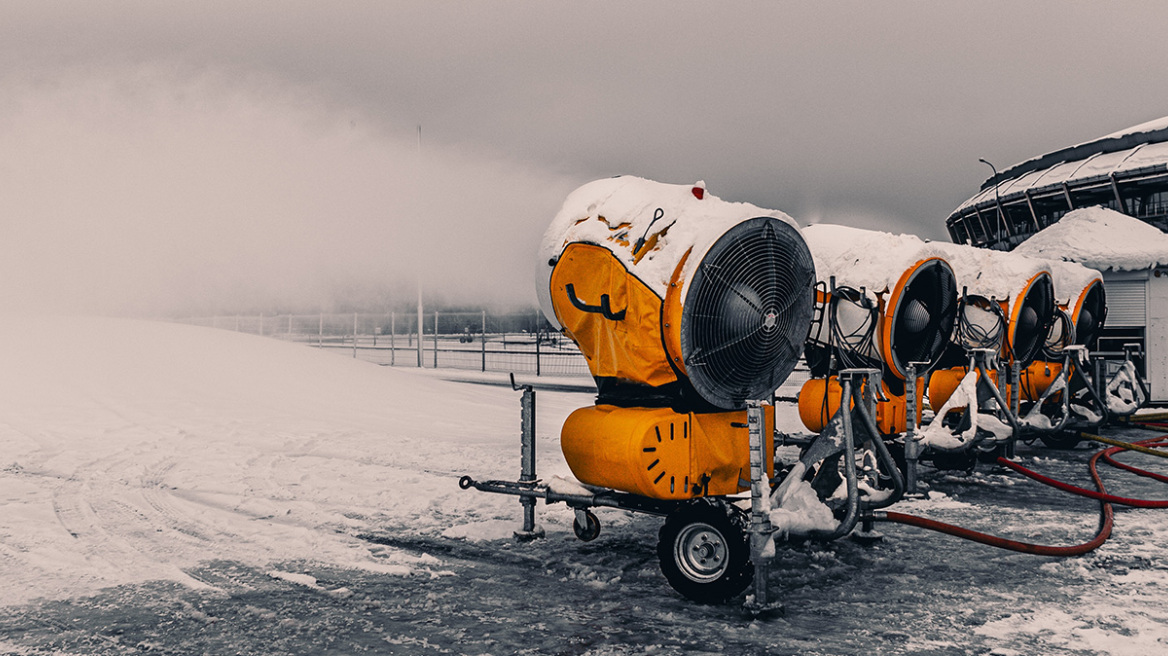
674 522 729 583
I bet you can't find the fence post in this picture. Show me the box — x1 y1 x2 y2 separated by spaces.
318 313 323 348
536 325 541 376
434 312 439 368
482 310 487 372
417 289 424 368
391 312 396 366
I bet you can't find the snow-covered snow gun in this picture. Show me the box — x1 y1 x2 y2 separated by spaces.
921 262 1055 469
461 177 904 610
798 225 960 496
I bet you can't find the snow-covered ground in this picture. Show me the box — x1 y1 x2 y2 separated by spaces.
0 315 586 606
2 316 1168 655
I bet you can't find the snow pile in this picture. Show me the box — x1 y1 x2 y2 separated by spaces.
1106 360 1146 415
535 176 801 327
917 369 980 450
1013 206 1168 271
0 315 589 606
768 478 838 539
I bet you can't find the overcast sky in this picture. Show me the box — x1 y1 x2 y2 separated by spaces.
4 1 1168 315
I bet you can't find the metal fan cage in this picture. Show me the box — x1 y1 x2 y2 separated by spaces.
1074 282 1107 347
887 259 958 377
680 217 815 409
1010 274 1055 366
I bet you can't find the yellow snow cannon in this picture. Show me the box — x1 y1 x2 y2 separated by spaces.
536 176 816 500
927 244 1056 414
797 225 958 436
1015 263 1114 444
1020 265 1106 400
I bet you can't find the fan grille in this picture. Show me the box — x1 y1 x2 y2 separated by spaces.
1011 274 1055 366
1075 282 1106 346
888 259 958 376
680 217 815 409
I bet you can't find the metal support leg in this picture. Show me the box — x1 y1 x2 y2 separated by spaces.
1006 362 1020 458
745 401 779 615
512 376 544 541
904 362 928 498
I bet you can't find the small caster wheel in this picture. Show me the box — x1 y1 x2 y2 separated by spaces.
573 509 601 542
458 476 474 490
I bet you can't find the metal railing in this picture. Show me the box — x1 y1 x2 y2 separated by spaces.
173 312 590 377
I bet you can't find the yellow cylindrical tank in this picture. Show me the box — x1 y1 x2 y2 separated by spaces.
929 366 1005 414
560 404 774 500
1019 360 1063 401
798 377 922 435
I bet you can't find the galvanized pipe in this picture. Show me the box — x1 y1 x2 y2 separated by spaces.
513 378 544 540
746 401 772 608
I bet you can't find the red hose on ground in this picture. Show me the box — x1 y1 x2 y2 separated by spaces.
1100 437 1168 484
878 434 1168 556
878 447 1115 556
996 449 1168 508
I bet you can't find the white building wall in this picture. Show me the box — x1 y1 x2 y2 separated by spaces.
1148 270 1168 402
1103 269 1165 403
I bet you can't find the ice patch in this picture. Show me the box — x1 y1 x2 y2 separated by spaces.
268 570 321 589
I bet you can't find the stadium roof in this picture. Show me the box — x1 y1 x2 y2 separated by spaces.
954 116 1168 215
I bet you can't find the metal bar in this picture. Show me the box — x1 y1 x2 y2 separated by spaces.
904 363 921 496
850 386 904 509
433 312 439 369
514 377 544 540
1110 173 1127 214
1024 190 1041 231
390 312 396 366
974 206 991 248
481 310 487 372
746 401 772 609
974 355 1022 436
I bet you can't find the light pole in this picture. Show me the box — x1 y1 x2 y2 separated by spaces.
978 158 1010 247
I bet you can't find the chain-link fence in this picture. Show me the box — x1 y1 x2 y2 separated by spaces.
175 311 590 377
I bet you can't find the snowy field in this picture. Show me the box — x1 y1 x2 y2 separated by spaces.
1 316 1167 655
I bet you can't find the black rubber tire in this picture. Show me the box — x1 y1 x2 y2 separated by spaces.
657 499 752 604
1040 431 1083 450
572 510 601 542
930 448 977 474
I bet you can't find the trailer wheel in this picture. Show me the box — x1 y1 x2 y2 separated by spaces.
573 510 601 542
657 500 752 603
